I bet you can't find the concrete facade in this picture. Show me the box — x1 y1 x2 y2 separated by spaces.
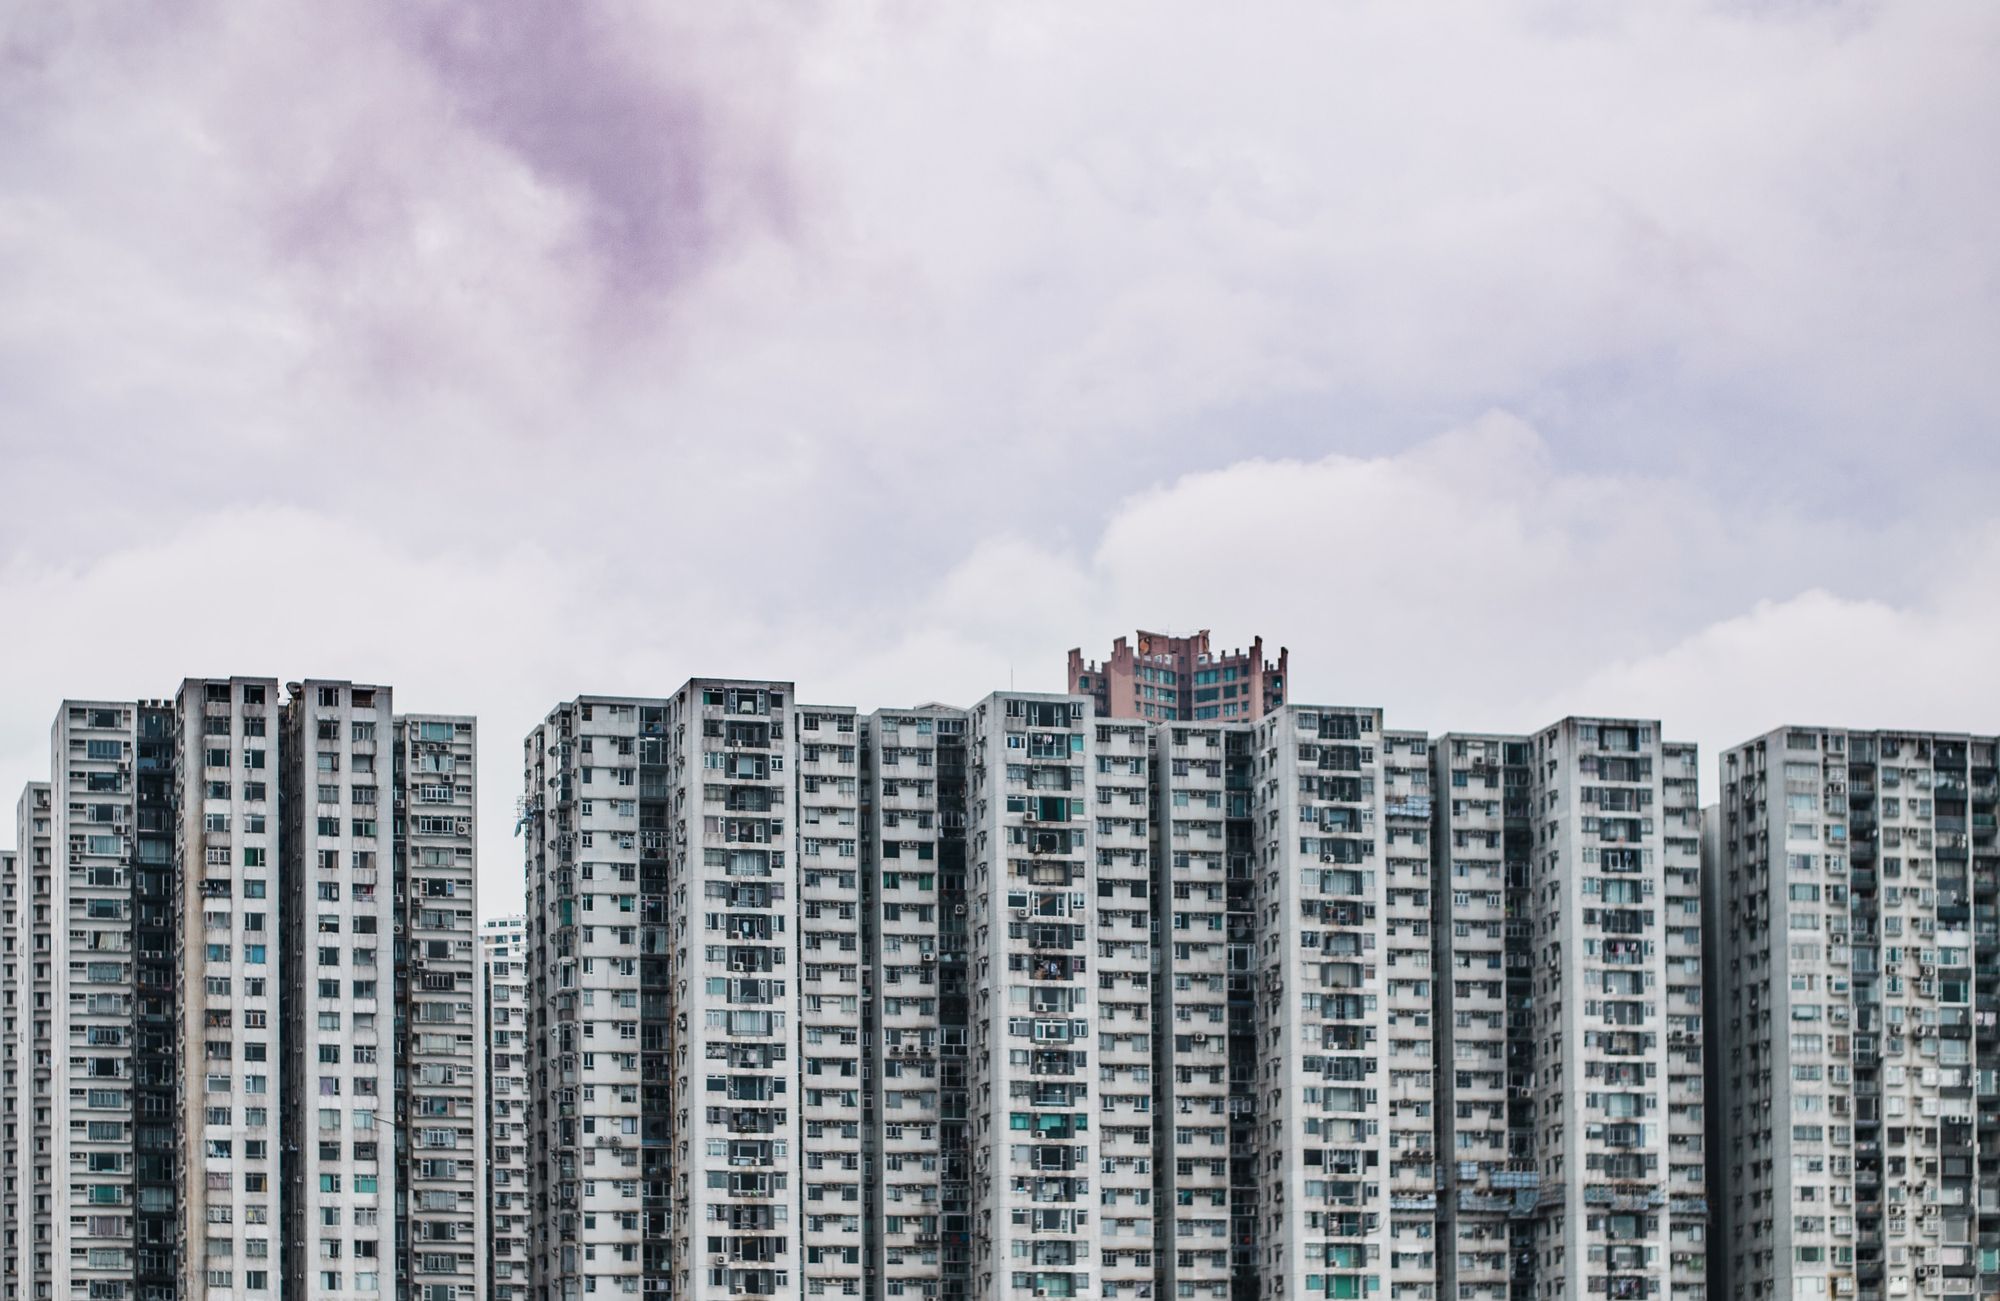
482 916 529 1301
0 680 479 1301
1152 719 1259 1301
1523 719 1707 1301
13 785 51 1301
855 705 956 1299
796 705 866 1296
67 664 2000 1301
503 688 1733 1301
522 684 807 1301
963 692 1104 1299
280 680 402 1301
1 846 18 1301
1714 727 1999 1301
395 713 485 1301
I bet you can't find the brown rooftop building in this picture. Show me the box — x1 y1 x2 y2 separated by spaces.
1066 628 1289 721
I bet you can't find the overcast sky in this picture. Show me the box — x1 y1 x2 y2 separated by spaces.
4 2 1998 918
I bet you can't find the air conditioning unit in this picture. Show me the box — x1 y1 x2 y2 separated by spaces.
921 953 936 964
953 904 967 915
711 1254 728 1266
1192 1033 1208 1045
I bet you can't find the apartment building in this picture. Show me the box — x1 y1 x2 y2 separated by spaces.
482 917 529 1301
1432 734 1536 1301
48 701 145 1301
130 705 177 1301
278 680 407 1301
0 679 478 1301
1067 630 1289 723
1152 720 1257 1301
35 699 181 1301
1661 739 1709 1301
1243 703 1402 1301
1714 727 1999 1301
962 692 1104 1300
1427 723 1711 1301
522 683 804 1301
1094 715 1157 1299
1381 729 1443 1301
499 669 1741 1301
175 675 285 1301
20 698 186 1301
861 704 971 1301
666 680 802 1300
795 704 866 1295
519 687 1156 1301
505 685 1726 1301
394 713 484 1301
2 846 19 1301
521 695 664 1301
1523 718 1708 1301
11 785 51 1301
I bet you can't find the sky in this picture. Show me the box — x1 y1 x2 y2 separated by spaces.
3 1 1998 920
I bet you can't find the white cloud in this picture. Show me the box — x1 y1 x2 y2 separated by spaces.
877 412 2000 781
1543 585 2000 784
5 2 1999 914
4 415 1998 917
933 412 1806 717
8 1 1999 553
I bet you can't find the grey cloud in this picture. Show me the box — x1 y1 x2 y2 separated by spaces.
381 3 797 305
5 2 2000 915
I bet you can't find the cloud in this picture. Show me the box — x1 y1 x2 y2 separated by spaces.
3 415 1998 918
0 511 568 896
8 2 1999 551
872 411 2000 771
5 2 2000 914
1543 585 2000 784
897 412 1804 716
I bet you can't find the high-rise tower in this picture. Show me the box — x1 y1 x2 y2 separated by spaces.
481 916 529 1301
1067 630 1289 724
1715 726 1998 1301
0 679 480 1301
